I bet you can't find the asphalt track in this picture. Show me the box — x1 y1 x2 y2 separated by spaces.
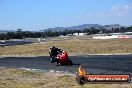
0 55 132 75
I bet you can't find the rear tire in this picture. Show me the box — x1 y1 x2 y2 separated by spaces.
56 60 61 66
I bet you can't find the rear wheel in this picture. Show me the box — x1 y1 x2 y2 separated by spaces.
56 62 61 66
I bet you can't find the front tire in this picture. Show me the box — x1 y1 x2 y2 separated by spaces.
50 58 54 63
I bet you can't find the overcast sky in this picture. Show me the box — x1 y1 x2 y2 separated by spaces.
0 0 132 31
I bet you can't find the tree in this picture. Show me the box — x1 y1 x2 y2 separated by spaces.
120 27 126 33
126 26 132 32
17 28 22 32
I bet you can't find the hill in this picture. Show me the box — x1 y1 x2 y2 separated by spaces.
40 24 122 31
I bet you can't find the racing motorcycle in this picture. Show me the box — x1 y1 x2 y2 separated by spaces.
49 50 73 65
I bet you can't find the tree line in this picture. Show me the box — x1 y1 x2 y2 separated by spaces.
0 26 132 40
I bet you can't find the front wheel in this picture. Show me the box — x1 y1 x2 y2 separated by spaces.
50 58 54 63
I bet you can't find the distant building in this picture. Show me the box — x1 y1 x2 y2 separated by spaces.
124 32 132 35
67 34 73 36
73 33 87 36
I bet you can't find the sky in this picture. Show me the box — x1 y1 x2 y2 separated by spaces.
0 0 132 31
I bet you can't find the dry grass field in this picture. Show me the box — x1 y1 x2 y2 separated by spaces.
0 36 132 56
0 67 132 88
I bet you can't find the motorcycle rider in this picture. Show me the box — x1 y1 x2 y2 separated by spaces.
49 46 62 64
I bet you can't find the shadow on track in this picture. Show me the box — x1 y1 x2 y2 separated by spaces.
72 63 81 66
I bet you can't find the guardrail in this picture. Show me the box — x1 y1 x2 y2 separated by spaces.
93 35 132 39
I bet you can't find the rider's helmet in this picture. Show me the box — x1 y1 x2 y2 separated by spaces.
50 46 55 50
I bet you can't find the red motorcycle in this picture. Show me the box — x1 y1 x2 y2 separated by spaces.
49 50 73 65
